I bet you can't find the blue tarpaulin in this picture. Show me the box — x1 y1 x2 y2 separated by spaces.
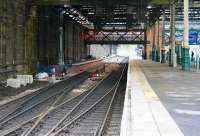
37 64 72 75
189 31 198 45
175 31 199 45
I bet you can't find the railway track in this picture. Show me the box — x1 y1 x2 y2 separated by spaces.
49 64 127 136
0 72 90 136
4 90 92 136
13 64 126 136
20 69 119 136
0 72 90 121
0 63 127 136
97 75 126 136
0 85 52 120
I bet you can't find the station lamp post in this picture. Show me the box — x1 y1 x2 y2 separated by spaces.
170 0 177 67
161 9 166 63
182 0 190 70
59 10 65 65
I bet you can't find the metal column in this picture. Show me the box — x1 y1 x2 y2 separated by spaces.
152 23 156 61
182 0 190 70
144 29 147 59
0 0 4 65
170 0 177 67
161 10 166 63
59 11 64 65
156 20 160 62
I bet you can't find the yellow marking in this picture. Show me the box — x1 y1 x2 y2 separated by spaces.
132 60 158 99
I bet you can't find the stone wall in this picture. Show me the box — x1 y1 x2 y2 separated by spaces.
0 2 89 75
0 0 26 73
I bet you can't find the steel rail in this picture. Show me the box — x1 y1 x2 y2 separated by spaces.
50 81 117 136
0 72 89 123
3 89 92 136
3 90 89 136
23 73 110 136
0 72 89 122
43 75 115 136
96 64 126 136
21 76 106 136
1 116 40 136
0 72 90 135
0 83 55 121
0 92 62 135
49 64 127 136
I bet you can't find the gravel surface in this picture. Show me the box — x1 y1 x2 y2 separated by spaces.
0 81 49 104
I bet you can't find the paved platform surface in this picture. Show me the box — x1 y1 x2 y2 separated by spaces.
141 60 200 136
72 59 102 66
121 60 184 136
68 59 103 76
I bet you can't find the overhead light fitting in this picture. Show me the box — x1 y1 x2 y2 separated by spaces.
147 5 152 9
62 7 93 29
64 5 69 8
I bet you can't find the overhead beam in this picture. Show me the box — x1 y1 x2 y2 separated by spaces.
169 0 177 67
151 0 169 5
86 41 150 45
32 0 150 6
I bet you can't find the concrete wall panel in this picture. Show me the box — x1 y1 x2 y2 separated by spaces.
89 44 112 58
0 0 26 73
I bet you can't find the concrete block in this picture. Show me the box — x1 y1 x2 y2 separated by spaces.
7 78 21 88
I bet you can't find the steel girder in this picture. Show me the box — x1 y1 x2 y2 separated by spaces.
81 29 149 44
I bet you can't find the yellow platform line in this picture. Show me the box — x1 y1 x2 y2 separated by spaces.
120 59 184 136
132 60 184 136
133 61 158 99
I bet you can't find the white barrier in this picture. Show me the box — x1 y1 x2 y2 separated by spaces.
7 78 21 88
7 75 33 88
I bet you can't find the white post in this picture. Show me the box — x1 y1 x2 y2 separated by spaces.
59 11 64 65
59 26 64 64
196 51 199 72
181 0 190 70
197 57 199 72
184 0 189 48
162 10 165 48
170 0 177 67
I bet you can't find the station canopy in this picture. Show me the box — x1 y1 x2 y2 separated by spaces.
31 0 200 29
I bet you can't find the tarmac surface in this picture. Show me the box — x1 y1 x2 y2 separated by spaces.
141 60 200 136
120 60 183 136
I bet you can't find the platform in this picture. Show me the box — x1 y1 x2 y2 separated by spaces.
72 59 103 66
141 60 200 136
121 60 184 136
68 59 103 75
